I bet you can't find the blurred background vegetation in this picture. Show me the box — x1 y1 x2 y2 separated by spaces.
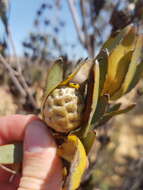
0 0 143 189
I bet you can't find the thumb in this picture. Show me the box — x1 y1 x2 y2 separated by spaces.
18 119 63 190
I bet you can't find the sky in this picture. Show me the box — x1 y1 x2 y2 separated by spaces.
0 0 87 59
9 0 42 54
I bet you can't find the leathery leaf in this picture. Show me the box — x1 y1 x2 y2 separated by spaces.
71 59 93 84
58 135 88 190
96 49 108 93
107 102 122 113
42 58 64 112
81 60 100 137
123 35 143 93
102 24 132 53
90 50 108 129
82 130 96 154
95 104 135 127
102 26 137 97
112 35 143 99
0 143 23 164
60 59 93 86
91 95 109 126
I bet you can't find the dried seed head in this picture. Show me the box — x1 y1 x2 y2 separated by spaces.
43 87 84 133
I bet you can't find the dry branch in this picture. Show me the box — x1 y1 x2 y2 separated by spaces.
67 0 85 45
0 53 37 109
7 26 37 109
0 53 26 97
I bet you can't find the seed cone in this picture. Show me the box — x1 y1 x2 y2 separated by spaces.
43 87 84 133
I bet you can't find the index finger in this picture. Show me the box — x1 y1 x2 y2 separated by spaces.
0 115 38 145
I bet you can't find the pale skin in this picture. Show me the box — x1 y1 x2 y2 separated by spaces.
0 115 63 190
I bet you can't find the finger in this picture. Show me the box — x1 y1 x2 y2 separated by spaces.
0 166 11 182
0 115 38 183
0 163 21 183
0 182 16 190
10 173 21 188
0 114 38 145
18 120 63 190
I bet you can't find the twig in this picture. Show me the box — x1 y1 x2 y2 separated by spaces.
0 53 37 108
7 26 21 73
7 26 37 109
0 54 26 97
67 0 85 46
19 74 37 108
80 0 94 57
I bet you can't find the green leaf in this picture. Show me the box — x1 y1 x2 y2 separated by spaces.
81 60 100 137
107 102 122 113
82 130 96 154
112 35 143 99
126 35 143 92
60 59 93 86
71 59 93 84
0 143 23 164
110 51 133 98
90 50 108 128
96 49 108 93
91 95 109 125
129 61 143 91
95 104 135 127
102 26 137 97
42 58 64 112
102 25 133 53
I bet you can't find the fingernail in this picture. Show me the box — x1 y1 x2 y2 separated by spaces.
24 120 56 153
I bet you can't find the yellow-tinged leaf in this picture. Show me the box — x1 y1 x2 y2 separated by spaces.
102 26 137 96
58 137 77 162
112 35 143 99
110 51 133 98
60 59 93 86
68 82 80 89
63 135 88 190
102 25 132 53
71 59 93 84
81 60 100 137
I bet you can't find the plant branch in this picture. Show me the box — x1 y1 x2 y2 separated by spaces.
0 54 26 96
7 26 37 109
19 74 37 108
80 0 94 57
67 0 85 46
0 53 37 109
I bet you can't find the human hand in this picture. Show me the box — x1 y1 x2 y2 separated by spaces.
0 115 63 190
